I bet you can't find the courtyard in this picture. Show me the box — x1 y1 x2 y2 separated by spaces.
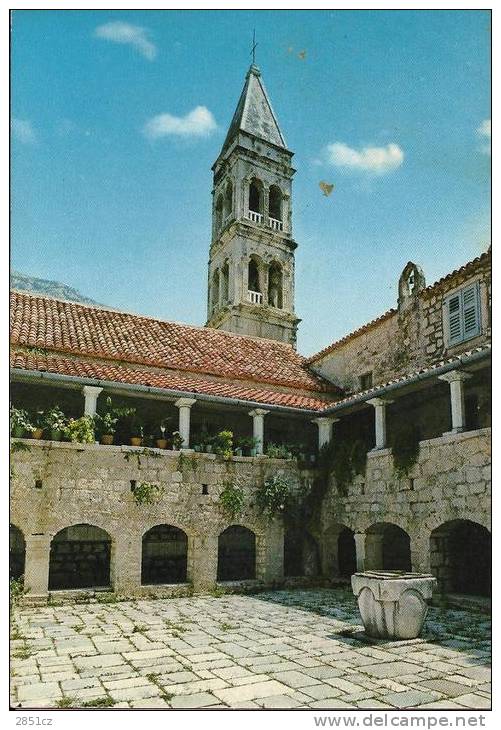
10 588 491 710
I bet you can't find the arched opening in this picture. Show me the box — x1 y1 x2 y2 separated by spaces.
248 178 263 214
248 258 261 294
268 262 283 309
211 269 220 311
269 185 283 221
217 526 256 581
430 520 491 596
215 194 223 232
141 525 188 585
224 181 233 220
284 528 320 577
49 524 111 590
10 524 25 580
338 527 357 577
366 523 411 572
221 261 229 303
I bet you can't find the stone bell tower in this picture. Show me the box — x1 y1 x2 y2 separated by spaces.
205 64 300 346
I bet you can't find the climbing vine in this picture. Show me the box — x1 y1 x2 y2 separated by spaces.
390 423 421 478
219 479 245 520
132 481 164 505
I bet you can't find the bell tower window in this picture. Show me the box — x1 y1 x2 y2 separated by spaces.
269 186 282 221
211 269 220 312
248 257 262 304
224 181 233 221
215 195 223 232
248 178 263 223
268 262 283 309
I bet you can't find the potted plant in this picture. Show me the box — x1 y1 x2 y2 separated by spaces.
170 430 184 451
63 416 95 444
43 406 67 441
213 430 233 460
10 406 31 438
237 436 259 456
129 416 144 447
31 410 45 440
156 419 169 449
233 438 244 457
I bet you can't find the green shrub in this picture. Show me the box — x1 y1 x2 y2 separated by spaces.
64 416 95 443
43 406 67 433
213 430 233 460
10 406 33 437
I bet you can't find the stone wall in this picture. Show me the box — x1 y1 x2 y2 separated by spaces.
10 441 310 601
319 428 491 582
311 252 491 392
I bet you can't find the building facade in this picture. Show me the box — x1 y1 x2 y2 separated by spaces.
10 64 491 605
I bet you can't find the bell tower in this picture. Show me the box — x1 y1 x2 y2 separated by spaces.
206 64 300 346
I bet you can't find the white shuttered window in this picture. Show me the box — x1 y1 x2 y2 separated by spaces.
445 282 481 346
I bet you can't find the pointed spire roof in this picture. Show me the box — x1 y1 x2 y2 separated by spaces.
221 65 288 153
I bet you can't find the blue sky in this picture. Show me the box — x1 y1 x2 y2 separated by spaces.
11 9 491 355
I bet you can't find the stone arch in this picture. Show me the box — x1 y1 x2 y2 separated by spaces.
224 180 233 220
217 525 256 581
249 177 264 214
430 520 491 596
10 524 25 580
365 522 411 572
248 254 263 295
215 194 224 231
269 185 283 221
284 528 320 577
49 524 112 590
141 524 188 585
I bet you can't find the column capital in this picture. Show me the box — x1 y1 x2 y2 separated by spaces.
437 369 473 384
367 397 394 407
82 385 103 397
174 397 197 409
249 408 269 418
311 416 340 426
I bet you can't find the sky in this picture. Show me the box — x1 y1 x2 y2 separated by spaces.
11 9 491 355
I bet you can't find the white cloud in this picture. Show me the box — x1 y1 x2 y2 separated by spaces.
143 106 217 140
11 118 37 144
95 21 156 60
476 119 491 155
325 142 404 174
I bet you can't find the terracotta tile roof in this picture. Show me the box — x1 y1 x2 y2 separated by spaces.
307 248 491 364
10 291 336 395
10 350 331 411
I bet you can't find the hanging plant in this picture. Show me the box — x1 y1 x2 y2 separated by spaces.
255 474 292 520
219 479 245 520
390 423 421 478
132 481 164 505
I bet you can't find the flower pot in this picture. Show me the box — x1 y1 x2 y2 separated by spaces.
234 448 243 456
250 448 257 457
155 438 167 449
130 437 142 447
12 426 25 438
50 429 62 442
205 445 213 453
193 444 201 452
351 571 436 640
101 434 114 445
32 428 44 440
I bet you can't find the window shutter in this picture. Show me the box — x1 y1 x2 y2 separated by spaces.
448 293 462 344
462 283 481 339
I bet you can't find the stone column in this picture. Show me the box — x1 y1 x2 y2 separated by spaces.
112 531 141 595
24 533 51 599
248 409 269 454
438 370 473 433
365 533 384 571
264 521 284 582
354 533 366 572
311 416 339 450
82 385 103 417
174 398 196 448
367 398 393 449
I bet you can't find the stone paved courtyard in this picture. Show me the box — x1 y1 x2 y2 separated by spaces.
10 588 491 710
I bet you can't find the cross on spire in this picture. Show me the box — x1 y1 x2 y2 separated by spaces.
250 29 258 65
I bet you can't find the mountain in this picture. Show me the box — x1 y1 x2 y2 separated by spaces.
10 271 102 306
